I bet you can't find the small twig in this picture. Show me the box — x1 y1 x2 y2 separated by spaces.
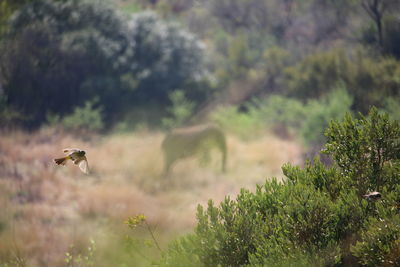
144 220 162 252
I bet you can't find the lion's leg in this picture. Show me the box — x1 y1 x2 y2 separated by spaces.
163 153 175 176
214 133 227 173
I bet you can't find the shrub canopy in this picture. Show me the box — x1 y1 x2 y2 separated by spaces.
0 0 207 128
160 108 400 266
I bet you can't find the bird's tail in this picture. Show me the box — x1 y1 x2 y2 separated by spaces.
54 156 69 165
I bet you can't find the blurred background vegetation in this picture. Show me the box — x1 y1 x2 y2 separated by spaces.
0 0 399 266
0 0 399 140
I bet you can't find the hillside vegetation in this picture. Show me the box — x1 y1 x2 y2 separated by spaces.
158 108 400 266
0 0 399 266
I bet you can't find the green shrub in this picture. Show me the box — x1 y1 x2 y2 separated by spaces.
1 2 208 128
282 48 400 113
300 86 352 146
211 88 352 146
160 235 202 267
210 105 265 140
161 90 195 129
351 214 400 266
283 49 349 99
250 94 305 130
384 96 400 121
159 107 400 266
324 107 400 193
60 98 104 131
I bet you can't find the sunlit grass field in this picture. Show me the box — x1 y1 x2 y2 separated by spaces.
0 128 303 266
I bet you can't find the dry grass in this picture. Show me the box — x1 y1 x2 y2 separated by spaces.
0 128 303 266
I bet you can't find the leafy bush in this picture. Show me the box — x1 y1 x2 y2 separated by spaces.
324 107 400 193
211 88 352 146
282 49 400 113
126 11 208 103
159 107 400 266
0 1 208 128
300 86 352 146
61 99 104 131
161 90 195 129
47 98 104 131
384 96 400 121
284 49 349 99
250 94 305 130
210 105 265 140
351 214 400 266
0 0 129 127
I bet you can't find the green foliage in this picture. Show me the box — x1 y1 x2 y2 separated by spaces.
283 49 400 113
284 49 349 99
0 0 36 35
60 99 104 131
126 11 207 102
160 108 400 266
258 46 292 91
324 107 400 193
351 214 400 266
251 95 304 127
383 96 400 121
211 88 352 146
211 28 280 91
162 90 195 129
210 105 264 140
300 86 353 146
0 1 208 128
160 235 202 267
0 0 128 127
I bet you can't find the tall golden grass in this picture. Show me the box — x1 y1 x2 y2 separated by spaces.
0 128 303 266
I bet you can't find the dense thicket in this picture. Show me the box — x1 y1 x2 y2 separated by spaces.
160 108 400 266
0 0 208 128
0 0 399 137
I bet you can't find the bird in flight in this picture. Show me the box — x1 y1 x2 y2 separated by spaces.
54 148 89 174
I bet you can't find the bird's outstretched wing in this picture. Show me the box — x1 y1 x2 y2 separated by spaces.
63 148 80 154
78 158 90 174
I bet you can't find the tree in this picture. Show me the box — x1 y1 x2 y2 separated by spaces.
282 48 400 113
0 1 208 128
126 11 207 104
360 0 400 48
206 0 270 34
0 0 130 127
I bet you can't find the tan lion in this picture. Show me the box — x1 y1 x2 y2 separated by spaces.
161 125 227 174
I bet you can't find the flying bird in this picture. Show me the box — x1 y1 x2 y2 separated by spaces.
54 148 89 174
